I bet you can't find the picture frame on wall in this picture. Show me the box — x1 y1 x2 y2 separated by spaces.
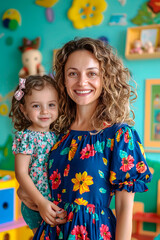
144 79 160 152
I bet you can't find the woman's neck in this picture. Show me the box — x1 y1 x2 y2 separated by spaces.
70 104 96 131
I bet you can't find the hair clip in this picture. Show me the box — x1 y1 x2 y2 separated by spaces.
14 78 26 101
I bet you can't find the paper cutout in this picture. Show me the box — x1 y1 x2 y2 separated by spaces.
131 2 160 25
147 0 160 14
118 0 126 6
109 13 127 25
35 0 58 8
2 9 21 30
46 8 54 22
68 0 107 29
0 91 13 116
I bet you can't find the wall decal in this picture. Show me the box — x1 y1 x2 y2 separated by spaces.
35 0 58 8
118 0 126 6
109 13 127 25
68 0 107 29
0 135 15 170
0 91 13 116
131 2 160 25
2 9 21 31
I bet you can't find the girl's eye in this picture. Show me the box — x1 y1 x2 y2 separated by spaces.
49 103 56 107
32 104 40 108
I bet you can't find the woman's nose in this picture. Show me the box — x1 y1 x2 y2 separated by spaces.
78 73 87 86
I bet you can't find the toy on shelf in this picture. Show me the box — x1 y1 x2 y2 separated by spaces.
144 41 155 54
130 40 143 54
0 170 33 240
18 37 45 78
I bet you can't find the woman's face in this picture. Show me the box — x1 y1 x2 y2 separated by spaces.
64 50 103 108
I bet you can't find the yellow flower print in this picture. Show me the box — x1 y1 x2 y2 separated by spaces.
68 139 78 161
109 171 116 184
68 0 107 29
71 171 93 194
137 141 146 159
74 198 88 206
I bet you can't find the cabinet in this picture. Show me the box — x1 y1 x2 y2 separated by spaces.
125 24 160 60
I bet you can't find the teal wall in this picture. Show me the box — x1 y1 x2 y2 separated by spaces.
0 1 159 164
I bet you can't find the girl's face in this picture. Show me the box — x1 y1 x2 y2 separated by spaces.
64 50 103 108
20 85 58 132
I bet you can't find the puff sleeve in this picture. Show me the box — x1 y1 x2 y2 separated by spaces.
12 131 34 155
109 125 152 194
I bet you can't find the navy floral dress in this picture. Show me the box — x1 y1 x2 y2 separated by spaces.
34 124 152 240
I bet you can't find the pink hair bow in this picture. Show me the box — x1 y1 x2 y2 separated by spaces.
14 78 26 101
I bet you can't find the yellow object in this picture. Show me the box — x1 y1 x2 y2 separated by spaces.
0 223 33 239
35 0 58 8
0 104 8 116
68 0 107 29
2 9 21 25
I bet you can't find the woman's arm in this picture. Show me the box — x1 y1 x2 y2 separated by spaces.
15 153 67 225
115 190 135 240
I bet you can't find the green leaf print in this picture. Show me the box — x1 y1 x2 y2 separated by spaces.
119 150 128 159
58 231 63 239
99 188 107 194
60 147 70 155
94 141 105 153
49 159 54 169
68 234 76 240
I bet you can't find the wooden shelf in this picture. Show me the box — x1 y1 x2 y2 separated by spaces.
132 233 155 240
133 212 160 224
125 24 160 60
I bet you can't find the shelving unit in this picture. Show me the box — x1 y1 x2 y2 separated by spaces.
125 24 160 60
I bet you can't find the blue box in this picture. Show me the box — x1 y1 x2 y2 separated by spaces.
0 188 14 224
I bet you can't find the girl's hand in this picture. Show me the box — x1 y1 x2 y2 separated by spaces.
37 198 67 226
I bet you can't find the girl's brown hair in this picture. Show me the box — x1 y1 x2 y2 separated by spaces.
9 75 60 132
54 37 137 133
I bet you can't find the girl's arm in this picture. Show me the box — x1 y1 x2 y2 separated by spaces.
115 190 135 240
15 153 67 225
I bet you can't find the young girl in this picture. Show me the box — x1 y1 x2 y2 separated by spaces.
9 75 67 234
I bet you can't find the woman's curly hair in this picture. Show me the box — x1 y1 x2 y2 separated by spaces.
54 37 137 133
9 75 60 133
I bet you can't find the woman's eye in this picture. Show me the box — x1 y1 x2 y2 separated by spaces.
69 72 77 77
89 72 97 77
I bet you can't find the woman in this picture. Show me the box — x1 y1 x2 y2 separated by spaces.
21 37 152 240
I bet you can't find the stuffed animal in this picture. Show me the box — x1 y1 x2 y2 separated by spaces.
144 41 154 54
130 40 143 54
18 37 45 78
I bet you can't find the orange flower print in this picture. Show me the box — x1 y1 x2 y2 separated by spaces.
67 211 74 222
64 164 70 176
71 171 93 194
100 224 112 240
74 198 88 206
116 128 123 142
50 169 61 189
120 155 134 172
80 144 96 159
71 225 90 240
136 161 147 173
137 142 146 159
109 171 116 184
51 131 70 151
68 139 78 161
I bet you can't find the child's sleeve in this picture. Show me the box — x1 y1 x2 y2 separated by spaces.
12 131 34 155
109 125 152 194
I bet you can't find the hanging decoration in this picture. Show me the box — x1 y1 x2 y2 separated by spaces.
68 0 107 29
2 9 21 31
131 1 160 25
109 13 127 25
35 0 58 22
147 0 160 14
98 36 109 44
118 0 127 6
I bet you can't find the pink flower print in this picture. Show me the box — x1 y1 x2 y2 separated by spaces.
43 172 47 177
34 138 37 142
39 158 43 163
32 163 37 167
80 144 96 159
120 155 134 172
17 138 21 142
46 236 50 240
33 172 37 177
87 204 95 214
136 161 147 173
71 225 89 240
46 149 49 154
124 130 131 143
38 167 41 171
50 169 61 189
38 180 42 184
100 224 112 240
13 144 17 149
41 144 45 149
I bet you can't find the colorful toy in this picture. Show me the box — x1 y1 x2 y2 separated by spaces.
0 170 33 239
18 37 45 78
2 9 21 31
130 40 143 54
144 40 155 53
